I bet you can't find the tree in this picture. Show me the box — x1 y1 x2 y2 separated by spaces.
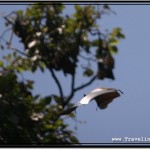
0 3 125 144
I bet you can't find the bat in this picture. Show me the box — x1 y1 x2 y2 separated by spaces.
57 88 123 116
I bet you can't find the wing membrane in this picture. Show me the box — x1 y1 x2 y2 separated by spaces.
77 88 119 105
95 90 120 109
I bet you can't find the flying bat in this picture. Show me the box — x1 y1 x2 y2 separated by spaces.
57 88 123 116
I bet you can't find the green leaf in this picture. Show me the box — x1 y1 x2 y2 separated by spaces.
109 38 119 46
70 136 79 143
39 96 51 106
83 68 94 77
111 27 125 39
16 10 23 16
53 95 61 104
91 39 103 47
0 61 4 67
109 45 118 54
91 39 99 46
75 5 82 12
68 113 76 118
56 120 63 127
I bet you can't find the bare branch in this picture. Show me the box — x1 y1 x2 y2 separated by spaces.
64 74 97 106
48 67 64 106
64 26 98 107
64 74 75 106
7 46 27 56
8 30 14 46
74 74 97 92
79 54 96 62
71 74 75 92
2 11 16 25
0 27 12 41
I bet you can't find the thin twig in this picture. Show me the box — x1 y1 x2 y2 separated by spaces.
6 29 27 56
71 73 75 92
7 46 27 57
8 30 14 46
0 27 12 41
2 11 16 25
79 54 96 62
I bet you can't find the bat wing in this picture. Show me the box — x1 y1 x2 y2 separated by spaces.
94 89 121 109
57 88 122 116
77 88 117 105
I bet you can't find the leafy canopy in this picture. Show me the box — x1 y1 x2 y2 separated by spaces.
0 3 125 144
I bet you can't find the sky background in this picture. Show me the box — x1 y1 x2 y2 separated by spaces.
1 3 150 145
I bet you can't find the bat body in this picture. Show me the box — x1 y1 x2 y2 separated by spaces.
58 88 123 116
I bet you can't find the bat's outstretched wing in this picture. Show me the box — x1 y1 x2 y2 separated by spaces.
77 88 119 105
57 88 122 116
94 89 121 109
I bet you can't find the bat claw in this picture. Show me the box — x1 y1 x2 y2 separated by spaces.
118 89 123 94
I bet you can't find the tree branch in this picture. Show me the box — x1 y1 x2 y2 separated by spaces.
6 31 27 57
7 46 28 56
71 73 75 92
48 67 64 106
64 74 97 106
79 54 96 62
0 27 12 41
64 74 75 106
64 25 98 107
74 74 97 92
